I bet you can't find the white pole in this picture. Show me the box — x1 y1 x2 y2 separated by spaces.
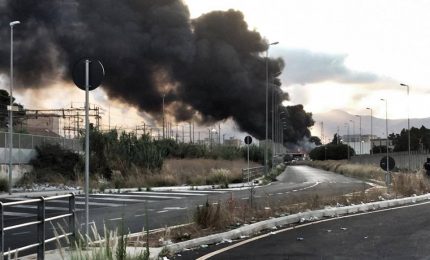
84 59 90 241
9 21 20 195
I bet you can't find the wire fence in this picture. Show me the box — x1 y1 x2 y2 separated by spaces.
0 132 81 164
351 151 430 171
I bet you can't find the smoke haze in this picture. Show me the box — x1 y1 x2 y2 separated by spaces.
0 0 314 142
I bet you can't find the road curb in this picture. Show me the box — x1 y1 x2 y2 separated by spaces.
164 193 430 254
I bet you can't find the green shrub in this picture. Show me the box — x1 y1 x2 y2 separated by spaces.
30 143 82 182
0 178 8 192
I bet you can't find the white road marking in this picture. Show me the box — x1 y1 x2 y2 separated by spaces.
108 217 123 221
164 207 187 210
134 214 146 217
129 191 208 196
92 193 183 200
76 196 147 203
156 210 168 213
12 231 31 236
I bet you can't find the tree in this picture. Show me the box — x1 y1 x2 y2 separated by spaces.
309 143 355 160
0 90 26 131
309 136 322 146
330 134 340 145
389 126 430 152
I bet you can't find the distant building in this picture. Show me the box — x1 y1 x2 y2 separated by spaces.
341 134 378 155
224 137 241 147
24 115 60 137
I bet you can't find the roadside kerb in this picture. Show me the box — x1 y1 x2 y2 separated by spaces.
165 193 430 254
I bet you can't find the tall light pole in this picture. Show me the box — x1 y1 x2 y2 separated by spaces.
355 115 362 154
400 83 410 172
265 41 278 175
9 21 20 195
162 93 165 139
366 107 373 154
381 98 389 180
344 122 350 159
349 119 355 154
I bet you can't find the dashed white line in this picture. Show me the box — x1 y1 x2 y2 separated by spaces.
156 210 168 213
12 231 31 236
108 217 123 221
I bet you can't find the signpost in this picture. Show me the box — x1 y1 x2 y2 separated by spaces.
244 135 253 206
72 58 104 241
380 156 395 187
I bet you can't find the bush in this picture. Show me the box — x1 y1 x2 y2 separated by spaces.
30 143 83 182
309 144 355 160
0 178 8 192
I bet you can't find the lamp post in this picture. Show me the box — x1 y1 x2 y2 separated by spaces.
344 123 350 159
162 93 165 139
355 115 362 154
400 83 410 172
349 119 355 153
381 98 389 182
265 41 278 175
8 20 20 195
366 107 373 154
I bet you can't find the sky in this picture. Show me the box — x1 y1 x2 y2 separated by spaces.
186 0 430 120
4 0 430 139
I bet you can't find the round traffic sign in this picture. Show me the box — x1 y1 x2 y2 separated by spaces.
244 135 252 145
72 58 105 91
380 156 395 171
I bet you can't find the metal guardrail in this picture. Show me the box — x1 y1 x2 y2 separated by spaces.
242 166 265 181
0 193 76 259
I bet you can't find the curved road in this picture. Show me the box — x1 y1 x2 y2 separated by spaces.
181 201 430 259
2 165 368 255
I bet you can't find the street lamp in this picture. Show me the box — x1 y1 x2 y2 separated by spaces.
381 98 389 180
400 83 411 172
344 122 350 159
162 93 165 139
265 41 278 175
9 20 20 195
366 107 373 154
349 119 355 153
355 115 362 154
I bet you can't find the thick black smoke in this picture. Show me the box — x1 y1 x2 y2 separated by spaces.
0 0 314 142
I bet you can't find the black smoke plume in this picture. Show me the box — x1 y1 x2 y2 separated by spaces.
0 0 314 142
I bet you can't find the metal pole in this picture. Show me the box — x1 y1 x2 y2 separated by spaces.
345 123 350 160
37 197 46 260
84 59 90 241
0 202 4 254
162 94 165 139
8 23 17 195
264 41 278 175
350 120 355 153
367 108 373 154
265 49 269 176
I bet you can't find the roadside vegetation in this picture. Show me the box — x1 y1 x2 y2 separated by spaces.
19 128 266 189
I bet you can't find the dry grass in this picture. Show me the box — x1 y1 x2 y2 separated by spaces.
93 159 259 190
392 170 430 196
306 160 386 182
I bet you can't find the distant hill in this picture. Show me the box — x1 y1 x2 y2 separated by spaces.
312 109 430 141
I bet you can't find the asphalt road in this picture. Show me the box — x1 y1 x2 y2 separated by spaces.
1 165 367 256
180 201 430 260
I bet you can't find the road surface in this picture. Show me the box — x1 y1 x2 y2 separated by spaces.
1 165 367 256
180 200 430 259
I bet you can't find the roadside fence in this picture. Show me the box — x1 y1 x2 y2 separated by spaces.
0 193 76 259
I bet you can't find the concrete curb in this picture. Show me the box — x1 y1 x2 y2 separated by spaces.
164 193 430 254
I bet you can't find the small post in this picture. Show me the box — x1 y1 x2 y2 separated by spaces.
37 197 46 260
69 194 76 243
0 202 4 256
